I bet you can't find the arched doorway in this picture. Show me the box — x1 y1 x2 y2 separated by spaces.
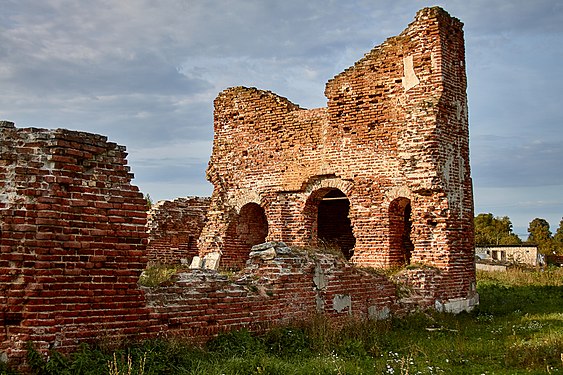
223 203 268 270
389 197 413 265
305 188 356 260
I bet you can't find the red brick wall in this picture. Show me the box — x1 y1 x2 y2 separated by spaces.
144 243 398 338
0 121 161 365
200 7 476 304
146 197 210 265
0 122 397 368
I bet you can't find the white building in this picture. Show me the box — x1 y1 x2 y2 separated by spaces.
475 245 539 266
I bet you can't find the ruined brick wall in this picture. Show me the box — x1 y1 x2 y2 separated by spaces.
200 7 476 306
0 121 161 364
0 6 479 370
146 197 210 265
145 243 397 338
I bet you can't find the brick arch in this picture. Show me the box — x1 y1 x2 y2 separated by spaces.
227 188 262 212
303 176 354 198
303 187 356 259
385 185 414 203
222 202 269 270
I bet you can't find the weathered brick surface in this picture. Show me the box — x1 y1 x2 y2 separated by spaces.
200 7 476 305
146 197 210 265
0 121 162 366
144 243 397 338
0 7 478 370
0 122 398 369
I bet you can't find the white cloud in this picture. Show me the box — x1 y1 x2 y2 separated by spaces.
475 185 563 237
129 140 212 164
1 0 562 228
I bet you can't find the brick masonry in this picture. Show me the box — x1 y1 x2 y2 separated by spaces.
200 6 476 304
145 242 398 340
0 7 478 370
0 121 161 366
146 197 210 265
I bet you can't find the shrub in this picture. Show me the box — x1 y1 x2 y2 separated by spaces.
138 264 184 287
263 327 311 357
206 329 266 357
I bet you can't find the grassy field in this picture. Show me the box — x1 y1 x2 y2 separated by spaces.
3 267 562 375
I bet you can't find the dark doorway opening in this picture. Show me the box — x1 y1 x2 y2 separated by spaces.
317 189 356 260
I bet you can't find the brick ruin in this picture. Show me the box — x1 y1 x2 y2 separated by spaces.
1 7 477 369
146 197 210 265
200 6 476 302
0 121 160 364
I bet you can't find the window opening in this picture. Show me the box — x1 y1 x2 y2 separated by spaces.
317 189 356 260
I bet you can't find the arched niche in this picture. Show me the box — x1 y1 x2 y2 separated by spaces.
304 188 356 260
389 197 413 265
222 202 268 270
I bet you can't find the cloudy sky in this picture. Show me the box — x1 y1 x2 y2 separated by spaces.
1 0 562 238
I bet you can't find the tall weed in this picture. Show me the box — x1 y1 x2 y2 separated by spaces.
6 267 561 375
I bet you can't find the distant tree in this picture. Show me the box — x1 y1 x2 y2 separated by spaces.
553 218 563 255
474 213 522 246
527 218 553 255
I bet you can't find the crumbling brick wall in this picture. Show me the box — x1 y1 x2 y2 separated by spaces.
145 242 397 338
0 121 161 364
200 7 476 306
146 197 210 265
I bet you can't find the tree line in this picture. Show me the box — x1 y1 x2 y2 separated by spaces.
474 213 563 255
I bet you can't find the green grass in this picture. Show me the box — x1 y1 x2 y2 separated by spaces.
138 263 189 287
6 267 563 374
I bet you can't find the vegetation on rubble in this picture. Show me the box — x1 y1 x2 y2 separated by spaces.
293 244 345 260
144 194 153 210
138 263 187 287
5 266 562 375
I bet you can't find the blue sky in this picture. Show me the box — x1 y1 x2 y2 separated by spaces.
1 0 562 238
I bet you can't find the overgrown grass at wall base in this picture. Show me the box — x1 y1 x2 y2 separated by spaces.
10 267 563 375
